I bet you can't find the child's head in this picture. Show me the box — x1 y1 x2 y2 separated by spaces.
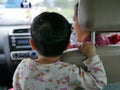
30 12 71 57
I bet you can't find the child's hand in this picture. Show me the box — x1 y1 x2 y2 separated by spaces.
78 42 96 58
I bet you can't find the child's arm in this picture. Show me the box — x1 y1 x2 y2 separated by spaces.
79 42 107 89
69 42 107 90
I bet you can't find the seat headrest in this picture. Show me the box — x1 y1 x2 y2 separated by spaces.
78 0 120 32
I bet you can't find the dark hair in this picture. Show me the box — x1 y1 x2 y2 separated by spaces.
74 2 78 16
30 12 71 57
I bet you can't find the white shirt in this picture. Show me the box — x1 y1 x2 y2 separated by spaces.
13 55 107 90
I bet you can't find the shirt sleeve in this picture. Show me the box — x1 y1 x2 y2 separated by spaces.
69 55 107 90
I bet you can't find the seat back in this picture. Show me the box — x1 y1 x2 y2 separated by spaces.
78 0 120 32
103 82 120 90
60 46 120 84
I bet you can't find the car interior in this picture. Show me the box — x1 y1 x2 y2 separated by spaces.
61 0 120 89
0 0 76 89
0 0 120 90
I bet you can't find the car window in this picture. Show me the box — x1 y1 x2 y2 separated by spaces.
0 0 77 25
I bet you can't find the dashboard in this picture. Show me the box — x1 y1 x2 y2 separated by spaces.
0 25 38 64
9 28 31 60
0 25 40 87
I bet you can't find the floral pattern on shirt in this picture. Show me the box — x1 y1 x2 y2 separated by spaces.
13 55 107 90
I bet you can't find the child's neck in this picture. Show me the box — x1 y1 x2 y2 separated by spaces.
35 55 60 64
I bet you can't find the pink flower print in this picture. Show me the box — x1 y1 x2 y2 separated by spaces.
93 67 102 73
38 76 44 82
71 65 77 72
79 70 85 77
54 61 59 65
15 82 21 88
65 76 70 82
29 63 33 70
36 72 45 76
72 68 75 72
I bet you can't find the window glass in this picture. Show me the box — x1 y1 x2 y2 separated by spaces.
0 0 77 25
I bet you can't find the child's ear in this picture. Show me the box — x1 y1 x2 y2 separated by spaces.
29 38 37 50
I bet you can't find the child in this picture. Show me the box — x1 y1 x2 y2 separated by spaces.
12 12 107 90
70 2 110 48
